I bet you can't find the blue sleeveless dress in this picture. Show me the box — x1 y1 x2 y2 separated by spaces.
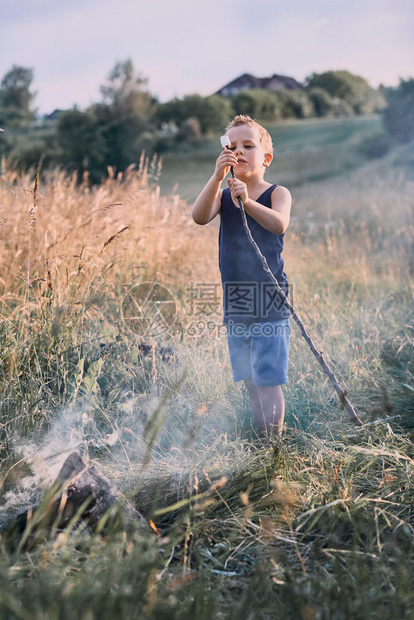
219 185 290 326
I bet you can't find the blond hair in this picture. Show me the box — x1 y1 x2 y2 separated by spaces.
225 115 274 155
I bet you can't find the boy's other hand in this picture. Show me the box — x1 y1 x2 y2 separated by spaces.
214 149 238 182
228 178 248 206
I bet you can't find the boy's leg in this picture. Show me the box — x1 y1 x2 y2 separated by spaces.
255 384 285 437
244 379 285 437
244 378 263 424
249 319 289 437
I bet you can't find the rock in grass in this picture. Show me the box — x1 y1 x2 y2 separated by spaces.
0 452 143 550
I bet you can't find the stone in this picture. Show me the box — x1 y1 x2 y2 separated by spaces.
0 452 143 550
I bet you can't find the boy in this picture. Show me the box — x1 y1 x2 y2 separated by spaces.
192 115 292 437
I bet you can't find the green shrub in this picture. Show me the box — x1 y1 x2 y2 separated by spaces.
358 132 391 160
383 78 414 144
231 88 284 121
157 95 233 134
306 70 385 114
279 90 315 119
308 87 336 117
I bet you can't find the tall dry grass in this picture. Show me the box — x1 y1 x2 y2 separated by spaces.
0 150 413 619
0 156 220 437
0 155 217 304
0 153 412 434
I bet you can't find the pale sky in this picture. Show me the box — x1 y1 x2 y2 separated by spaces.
1 0 413 114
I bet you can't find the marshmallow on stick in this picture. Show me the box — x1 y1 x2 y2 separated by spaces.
219 134 240 204
220 134 235 179
220 135 231 148
220 134 236 181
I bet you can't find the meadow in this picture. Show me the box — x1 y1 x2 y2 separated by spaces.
0 116 413 619
160 115 384 200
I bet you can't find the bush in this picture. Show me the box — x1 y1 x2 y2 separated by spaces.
279 90 315 119
0 130 11 159
331 98 354 117
358 132 391 160
306 70 384 115
231 89 284 121
57 108 107 181
138 131 157 152
157 95 233 134
12 138 62 171
308 87 336 117
178 117 201 143
230 89 315 121
383 78 414 144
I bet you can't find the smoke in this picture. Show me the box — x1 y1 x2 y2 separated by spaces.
25 416 82 484
0 404 119 516
0 344 243 520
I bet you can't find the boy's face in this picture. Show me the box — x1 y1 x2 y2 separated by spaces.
226 124 272 179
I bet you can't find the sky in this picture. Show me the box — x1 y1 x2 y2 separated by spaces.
1 0 413 114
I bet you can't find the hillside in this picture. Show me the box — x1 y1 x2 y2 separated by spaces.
159 115 384 202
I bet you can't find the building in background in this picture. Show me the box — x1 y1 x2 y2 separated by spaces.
216 73 303 97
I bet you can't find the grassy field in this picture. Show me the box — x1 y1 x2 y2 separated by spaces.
0 116 413 619
159 115 383 201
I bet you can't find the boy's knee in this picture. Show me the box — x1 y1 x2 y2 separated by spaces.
244 377 254 391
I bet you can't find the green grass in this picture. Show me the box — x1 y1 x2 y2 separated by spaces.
159 115 383 201
1 431 413 619
0 115 413 619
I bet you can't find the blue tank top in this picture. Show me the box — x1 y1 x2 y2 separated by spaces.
219 185 290 325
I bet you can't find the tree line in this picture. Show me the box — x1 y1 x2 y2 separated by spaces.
0 60 412 182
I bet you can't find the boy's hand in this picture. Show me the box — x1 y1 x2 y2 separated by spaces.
228 178 248 206
214 149 238 182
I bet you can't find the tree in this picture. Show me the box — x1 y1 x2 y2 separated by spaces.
306 70 384 114
383 78 414 144
0 65 37 127
230 89 316 121
98 59 157 170
177 117 201 143
55 61 159 180
277 90 315 119
57 108 107 181
101 60 142 103
308 87 336 117
0 130 11 160
157 94 233 134
231 89 284 121
198 95 233 133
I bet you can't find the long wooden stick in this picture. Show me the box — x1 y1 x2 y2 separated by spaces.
231 169 363 426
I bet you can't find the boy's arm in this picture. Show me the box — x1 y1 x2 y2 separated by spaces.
192 148 238 225
191 175 222 225
228 180 292 235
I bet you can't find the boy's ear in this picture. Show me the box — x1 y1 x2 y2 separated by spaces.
263 153 273 168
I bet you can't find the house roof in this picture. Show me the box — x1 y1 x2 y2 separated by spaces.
216 73 303 96
44 109 64 121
